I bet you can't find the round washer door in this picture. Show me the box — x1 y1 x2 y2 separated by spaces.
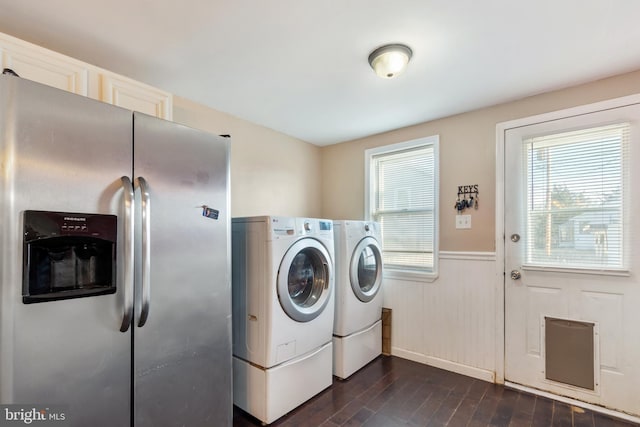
349 237 383 302
277 238 333 322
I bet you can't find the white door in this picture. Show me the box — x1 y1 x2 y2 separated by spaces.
504 101 640 416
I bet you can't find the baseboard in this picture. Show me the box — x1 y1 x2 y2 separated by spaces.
391 347 495 383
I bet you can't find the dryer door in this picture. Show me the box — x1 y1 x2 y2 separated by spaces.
349 237 383 302
278 238 333 322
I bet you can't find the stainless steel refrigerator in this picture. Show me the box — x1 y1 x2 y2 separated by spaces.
0 74 232 426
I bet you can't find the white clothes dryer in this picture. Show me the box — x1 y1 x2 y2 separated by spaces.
232 216 335 424
332 220 384 379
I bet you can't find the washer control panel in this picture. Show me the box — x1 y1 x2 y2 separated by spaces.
269 216 333 238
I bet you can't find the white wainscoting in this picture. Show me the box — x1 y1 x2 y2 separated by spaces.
382 251 498 383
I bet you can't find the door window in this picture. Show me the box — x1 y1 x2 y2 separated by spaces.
278 238 333 322
523 123 629 271
288 248 328 308
357 245 379 293
350 237 383 302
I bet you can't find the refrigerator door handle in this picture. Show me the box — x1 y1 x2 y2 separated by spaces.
135 176 151 327
120 176 135 332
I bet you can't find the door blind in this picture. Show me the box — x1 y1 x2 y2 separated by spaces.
523 123 629 270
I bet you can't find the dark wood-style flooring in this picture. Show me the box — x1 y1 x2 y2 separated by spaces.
233 355 638 427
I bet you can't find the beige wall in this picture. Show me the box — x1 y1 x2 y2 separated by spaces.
321 69 640 252
172 68 640 245
173 96 323 218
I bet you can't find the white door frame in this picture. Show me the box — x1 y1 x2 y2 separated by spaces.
494 93 640 387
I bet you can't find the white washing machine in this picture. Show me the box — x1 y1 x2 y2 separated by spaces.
332 220 384 379
231 216 335 424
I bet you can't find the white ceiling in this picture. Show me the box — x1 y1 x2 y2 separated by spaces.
1 1 640 146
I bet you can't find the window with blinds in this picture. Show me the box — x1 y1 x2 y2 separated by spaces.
366 136 439 275
523 123 629 270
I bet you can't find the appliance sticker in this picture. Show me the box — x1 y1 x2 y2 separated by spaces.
201 205 219 220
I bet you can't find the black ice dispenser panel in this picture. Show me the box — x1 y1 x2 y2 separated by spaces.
23 210 117 304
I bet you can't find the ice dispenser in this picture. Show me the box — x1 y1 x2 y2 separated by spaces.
23 210 117 303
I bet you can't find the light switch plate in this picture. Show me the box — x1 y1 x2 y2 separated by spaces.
455 214 471 229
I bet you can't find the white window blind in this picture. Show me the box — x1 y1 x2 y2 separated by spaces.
524 123 629 270
369 140 437 272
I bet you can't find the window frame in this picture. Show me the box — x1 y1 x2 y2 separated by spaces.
364 135 440 282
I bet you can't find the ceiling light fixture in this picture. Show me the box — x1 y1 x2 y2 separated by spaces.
368 44 413 79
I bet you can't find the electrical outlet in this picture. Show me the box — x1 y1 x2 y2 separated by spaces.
455 214 471 229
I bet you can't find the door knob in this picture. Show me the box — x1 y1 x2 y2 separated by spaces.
510 270 521 280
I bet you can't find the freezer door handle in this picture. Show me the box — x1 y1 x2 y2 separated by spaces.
135 176 151 327
120 176 135 332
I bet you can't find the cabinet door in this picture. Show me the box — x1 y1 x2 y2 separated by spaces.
0 33 89 95
101 73 172 120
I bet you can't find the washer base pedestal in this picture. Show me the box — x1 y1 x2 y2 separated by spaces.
233 342 333 424
333 320 382 379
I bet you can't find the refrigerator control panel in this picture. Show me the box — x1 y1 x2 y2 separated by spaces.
24 210 117 240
